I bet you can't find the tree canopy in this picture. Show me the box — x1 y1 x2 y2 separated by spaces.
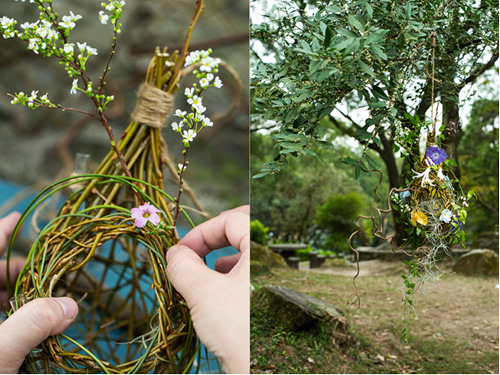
251 0 498 244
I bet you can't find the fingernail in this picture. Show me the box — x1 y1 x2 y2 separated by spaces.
166 245 180 263
55 297 78 319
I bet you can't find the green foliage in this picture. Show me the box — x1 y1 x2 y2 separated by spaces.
251 0 499 178
458 98 499 240
315 192 370 251
251 131 386 246
250 219 270 245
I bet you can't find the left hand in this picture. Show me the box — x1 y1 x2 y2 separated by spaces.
0 212 79 374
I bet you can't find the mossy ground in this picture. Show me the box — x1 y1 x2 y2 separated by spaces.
251 261 499 374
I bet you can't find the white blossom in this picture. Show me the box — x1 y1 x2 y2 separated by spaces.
70 79 79 95
413 167 434 188
86 45 98 55
99 11 109 24
63 43 74 54
171 121 183 131
202 116 213 127
214 76 223 88
182 129 197 143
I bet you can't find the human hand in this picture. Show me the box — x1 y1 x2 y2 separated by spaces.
0 212 78 373
167 205 249 374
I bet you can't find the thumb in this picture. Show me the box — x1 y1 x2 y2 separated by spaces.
0 297 78 373
166 245 218 306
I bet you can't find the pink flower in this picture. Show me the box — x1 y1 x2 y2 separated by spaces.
131 202 161 228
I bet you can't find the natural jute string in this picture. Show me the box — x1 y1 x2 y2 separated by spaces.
131 83 174 128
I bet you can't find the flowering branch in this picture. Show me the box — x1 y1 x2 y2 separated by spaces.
1 0 134 179
170 49 222 226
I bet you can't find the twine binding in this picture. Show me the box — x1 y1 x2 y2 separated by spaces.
131 83 174 128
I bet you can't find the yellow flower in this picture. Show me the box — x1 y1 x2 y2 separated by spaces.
410 209 428 226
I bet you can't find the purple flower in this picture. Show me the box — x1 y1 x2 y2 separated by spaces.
131 202 161 228
425 147 448 166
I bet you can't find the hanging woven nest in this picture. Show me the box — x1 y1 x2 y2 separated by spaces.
6 45 210 374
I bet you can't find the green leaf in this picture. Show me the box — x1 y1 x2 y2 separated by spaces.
318 106 334 119
405 1 412 19
365 153 382 170
339 157 359 165
252 171 271 179
315 67 338 82
337 28 359 38
371 85 389 100
348 14 365 32
448 157 458 167
355 128 372 141
369 44 388 60
355 164 361 180
285 106 299 124
324 25 333 48
358 60 376 78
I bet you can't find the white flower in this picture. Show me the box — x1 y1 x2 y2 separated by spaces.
184 50 201 66
77 42 87 51
86 45 98 55
27 90 38 108
439 209 453 223
47 29 59 40
40 93 49 103
0 17 15 28
202 116 213 127
214 76 223 88
28 38 40 53
174 109 187 117
99 11 109 24
199 77 210 88
59 16 76 29
184 87 195 97
206 73 214 82
195 103 206 113
183 129 197 143
178 163 186 173
413 167 434 188
70 79 79 95
106 0 125 11
436 167 446 181
199 57 215 72
70 11 83 21
171 121 183 131
187 95 202 107
63 43 74 54
2 29 15 39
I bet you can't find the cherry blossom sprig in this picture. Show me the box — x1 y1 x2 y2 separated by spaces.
1 0 135 181
170 48 223 225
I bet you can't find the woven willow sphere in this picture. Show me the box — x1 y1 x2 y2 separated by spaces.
9 176 200 374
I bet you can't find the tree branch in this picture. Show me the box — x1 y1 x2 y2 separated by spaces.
463 51 499 87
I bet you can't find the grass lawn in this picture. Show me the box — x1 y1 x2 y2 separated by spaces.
251 260 499 374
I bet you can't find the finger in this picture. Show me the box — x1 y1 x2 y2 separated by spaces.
214 253 242 274
166 245 220 307
0 258 26 291
177 207 249 258
220 205 249 215
0 297 78 374
0 212 22 258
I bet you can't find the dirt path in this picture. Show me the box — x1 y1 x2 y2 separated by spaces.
252 260 499 373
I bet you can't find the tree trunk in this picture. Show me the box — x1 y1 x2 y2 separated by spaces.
378 135 406 246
